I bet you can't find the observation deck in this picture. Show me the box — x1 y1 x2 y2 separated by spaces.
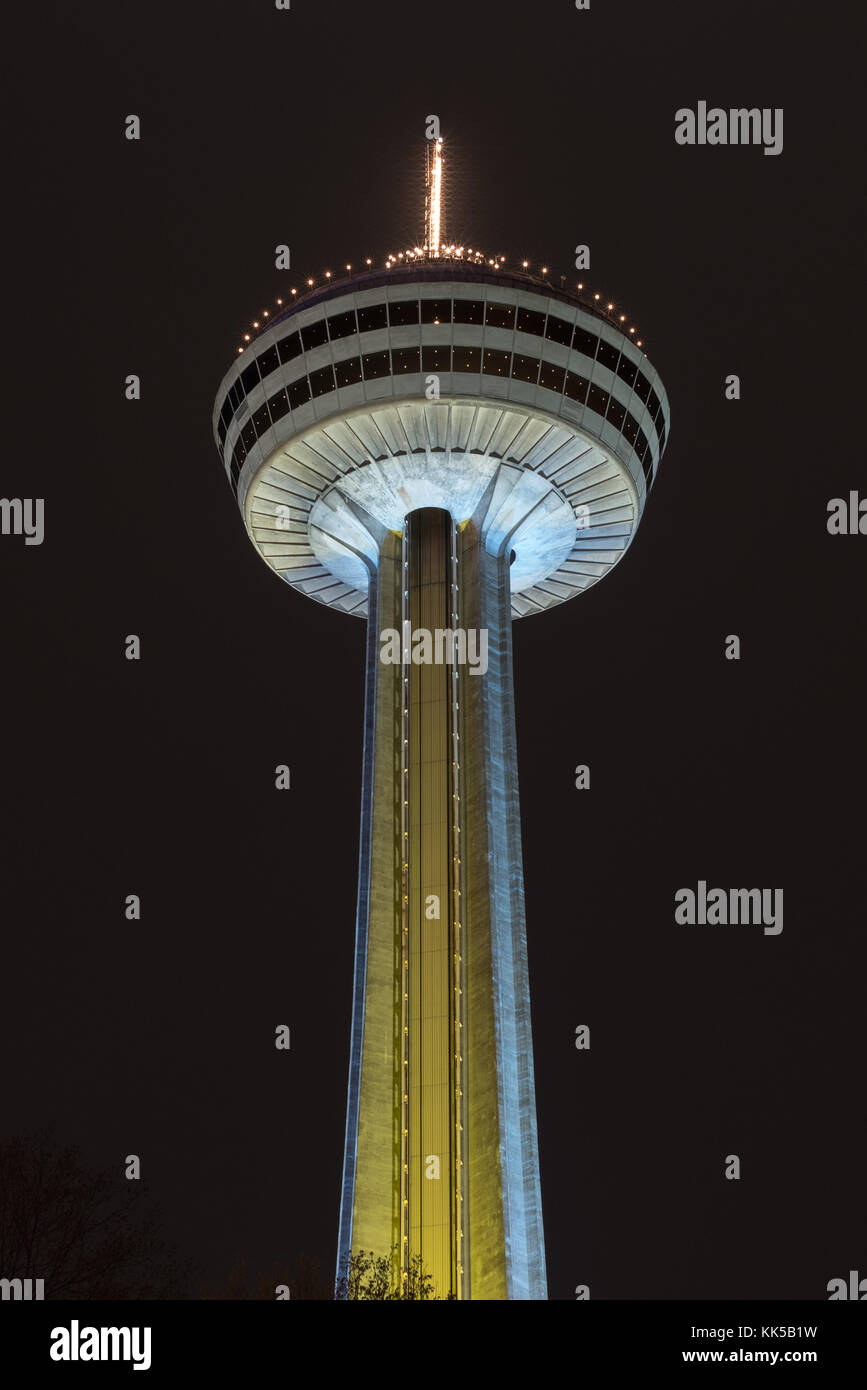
212 261 670 620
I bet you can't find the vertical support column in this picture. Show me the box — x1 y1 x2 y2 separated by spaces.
404 508 460 1298
337 531 403 1285
339 493 545 1300
459 502 548 1300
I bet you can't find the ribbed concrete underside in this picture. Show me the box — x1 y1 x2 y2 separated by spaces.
245 397 638 620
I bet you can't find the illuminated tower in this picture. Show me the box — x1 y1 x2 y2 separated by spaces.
212 138 670 1299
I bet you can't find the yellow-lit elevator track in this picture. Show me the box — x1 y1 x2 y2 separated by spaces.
400 508 465 1299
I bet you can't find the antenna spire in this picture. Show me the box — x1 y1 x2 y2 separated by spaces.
424 136 444 257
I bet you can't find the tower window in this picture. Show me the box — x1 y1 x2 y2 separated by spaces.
571 326 598 359
516 308 545 337
363 349 391 379
422 345 451 372
617 354 637 388
485 301 515 330
596 340 620 374
511 353 540 384
421 299 452 324
328 309 358 340
309 364 336 398
287 377 311 409
544 315 572 345
454 346 482 372
453 299 484 324
278 331 301 364
392 347 421 373
389 300 420 326
301 319 328 351
240 361 260 394
335 357 363 387
622 412 639 444
252 403 271 437
563 371 588 403
539 361 565 393
357 303 388 333
633 372 651 404
482 348 511 377
267 388 290 423
257 345 280 381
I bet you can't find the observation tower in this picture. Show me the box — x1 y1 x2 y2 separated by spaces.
212 137 670 1300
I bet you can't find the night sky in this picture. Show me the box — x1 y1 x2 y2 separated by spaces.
3 0 864 1300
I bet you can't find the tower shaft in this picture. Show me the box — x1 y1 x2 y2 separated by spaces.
403 509 462 1295
339 492 547 1300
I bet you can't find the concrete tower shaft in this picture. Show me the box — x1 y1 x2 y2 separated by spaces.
403 509 461 1295
338 483 545 1299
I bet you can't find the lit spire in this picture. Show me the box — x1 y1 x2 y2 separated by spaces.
424 136 444 257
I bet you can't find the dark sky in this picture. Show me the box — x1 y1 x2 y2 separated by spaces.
3 0 864 1300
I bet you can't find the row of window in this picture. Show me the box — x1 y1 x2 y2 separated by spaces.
218 296 666 451
266 266 634 336
227 344 657 492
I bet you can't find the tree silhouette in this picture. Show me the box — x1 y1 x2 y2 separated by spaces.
336 1247 453 1300
0 1132 190 1299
